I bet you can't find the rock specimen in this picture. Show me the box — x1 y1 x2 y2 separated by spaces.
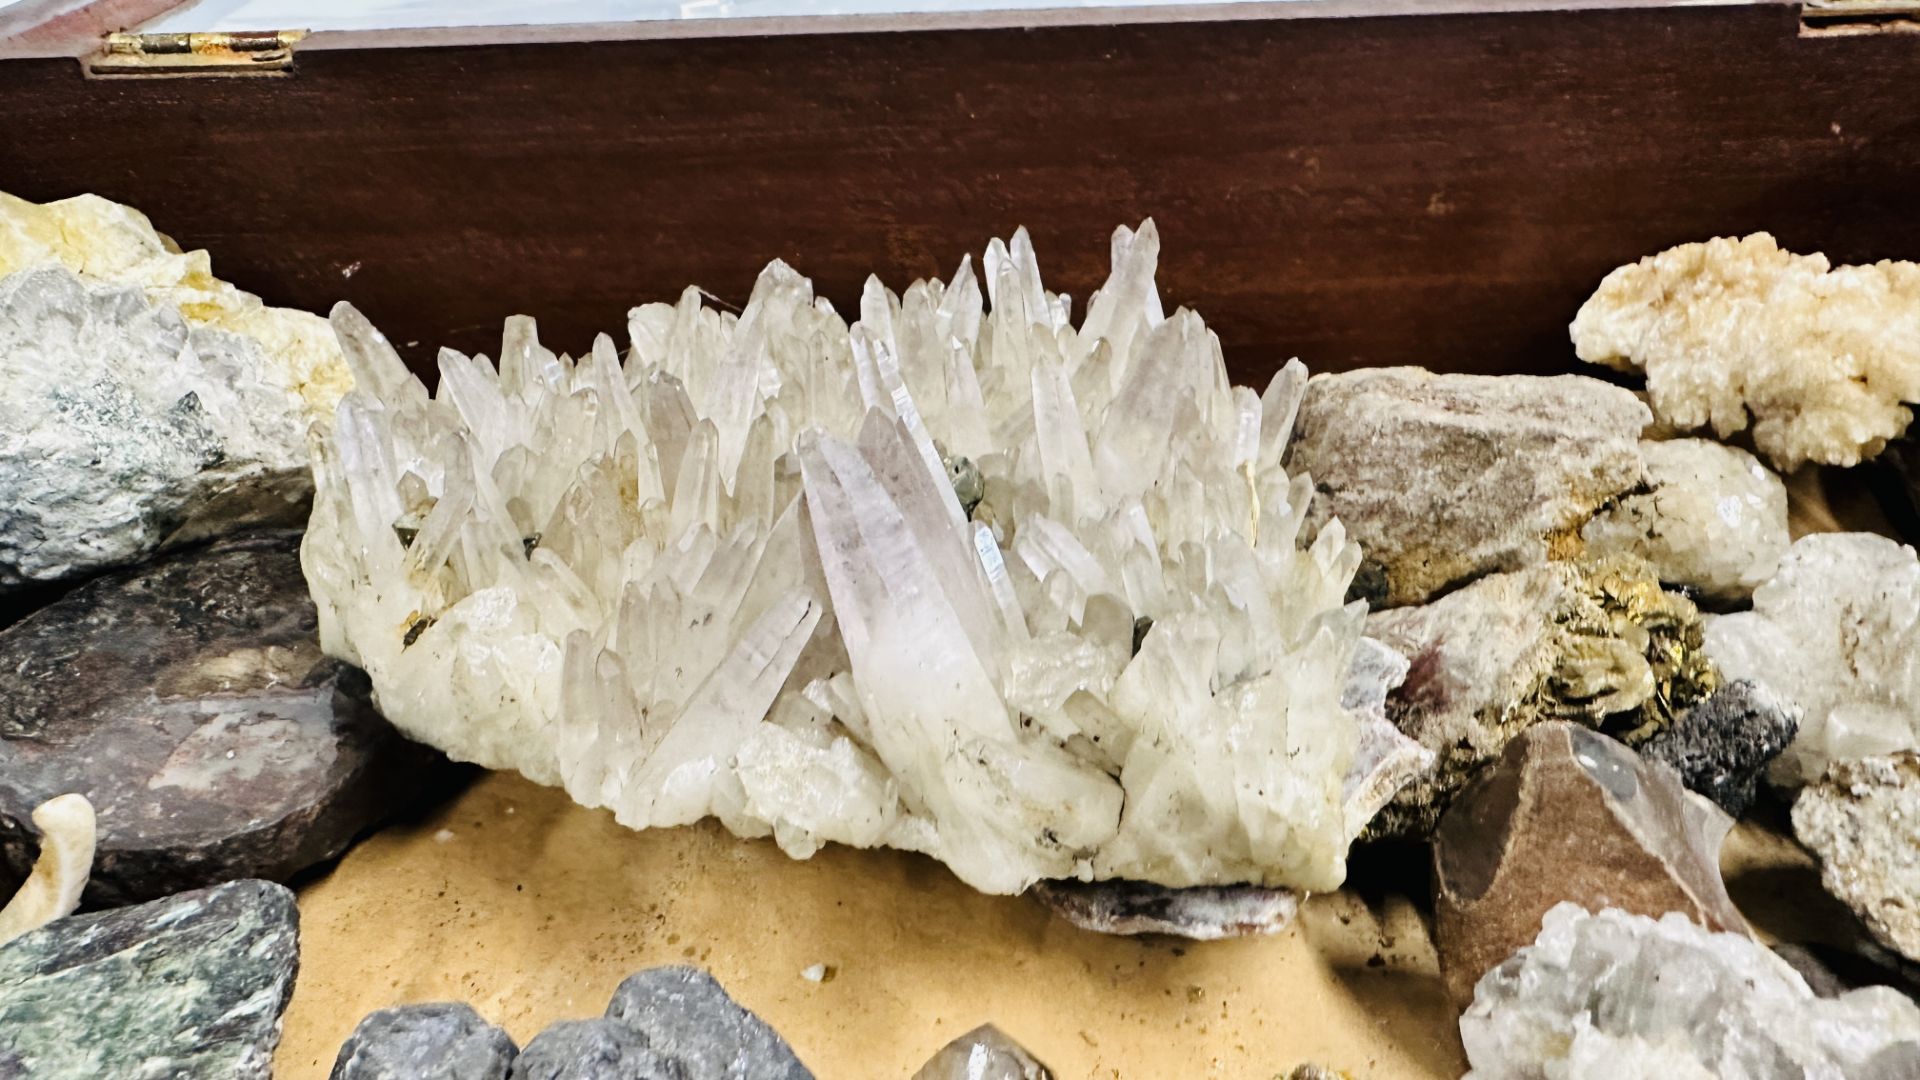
1704 532 1920 785
1793 752 1920 964
1572 232 1920 470
1432 722 1748 1007
332 1002 519 1080
1640 679 1799 816
1366 556 1715 839
511 1019 686 1080
305 223 1395 895
0 795 92 947
604 966 810 1079
0 531 446 905
1581 438 1790 601
913 1025 1051 1080
0 879 299 1079
0 190 349 590
1460 903 1920 1079
1285 367 1650 607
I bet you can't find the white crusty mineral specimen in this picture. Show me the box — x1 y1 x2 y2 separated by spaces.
0 192 349 588
1461 903 1920 1080
1705 533 1920 785
1571 233 1920 470
1581 438 1789 601
304 223 1382 895
0 794 94 947
1792 752 1920 964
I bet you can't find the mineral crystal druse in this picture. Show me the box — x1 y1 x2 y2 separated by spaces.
1704 533 1920 785
305 223 1388 895
1571 232 1920 470
0 192 349 588
1461 904 1920 1080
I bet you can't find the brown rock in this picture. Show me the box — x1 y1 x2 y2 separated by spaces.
1432 721 1748 1008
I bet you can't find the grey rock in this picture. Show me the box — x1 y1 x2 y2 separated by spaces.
0 532 452 905
510 1019 686 1080
0 879 298 1079
604 967 810 1080
1641 679 1799 817
0 265 316 592
332 1001 518 1080
1030 879 1300 939
1286 367 1649 607
912 1025 1051 1079
1794 752 1920 964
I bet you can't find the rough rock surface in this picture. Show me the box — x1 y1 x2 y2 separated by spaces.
1572 231 1920 470
913 1025 1052 1079
1432 722 1748 1008
332 1002 519 1080
510 1018 687 1080
1461 903 1920 1079
1365 557 1715 840
1581 438 1790 601
604 966 811 1080
1705 532 1920 785
0 532 448 905
1641 679 1799 817
0 879 298 1079
1286 367 1650 606
1794 752 1920 964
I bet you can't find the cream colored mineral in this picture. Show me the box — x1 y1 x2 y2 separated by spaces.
1582 438 1789 601
1571 233 1920 470
0 794 95 947
304 223 1390 896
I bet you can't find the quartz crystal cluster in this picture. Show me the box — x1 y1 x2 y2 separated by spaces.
1461 903 1920 1080
1571 232 1920 470
1705 533 1920 785
0 192 349 588
304 223 1390 895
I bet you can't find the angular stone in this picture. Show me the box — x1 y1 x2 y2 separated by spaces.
1461 904 1920 1079
1641 679 1799 817
1286 367 1650 606
332 1002 519 1080
0 532 450 905
0 879 298 1079
912 1025 1051 1080
603 966 811 1080
1581 438 1790 601
1433 721 1748 1008
1793 752 1920 964
1366 557 1716 840
510 1019 686 1080
1572 232 1920 470
1704 532 1920 785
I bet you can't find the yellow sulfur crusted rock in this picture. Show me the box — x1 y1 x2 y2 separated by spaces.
1571 233 1920 470
0 190 349 420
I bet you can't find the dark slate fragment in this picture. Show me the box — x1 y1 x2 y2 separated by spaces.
0 531 454 905
1642 679 1799 817
0 879 298 1080
604 966 811 1080
332 1001 519 1080
510 1019 687 1080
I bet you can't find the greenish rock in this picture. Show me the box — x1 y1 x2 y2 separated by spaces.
0 879 298 1079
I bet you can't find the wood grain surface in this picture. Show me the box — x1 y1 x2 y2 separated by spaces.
3 4 1917 386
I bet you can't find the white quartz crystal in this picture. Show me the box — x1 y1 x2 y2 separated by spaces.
1582 438 1789 601
1462 903 1920 1080
1705 533 1920 785
303 223 1381 894
1571 233 1920 470
0 267 320 587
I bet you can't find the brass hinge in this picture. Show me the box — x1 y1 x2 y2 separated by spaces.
85 30 307 79
1802 0 1920 35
